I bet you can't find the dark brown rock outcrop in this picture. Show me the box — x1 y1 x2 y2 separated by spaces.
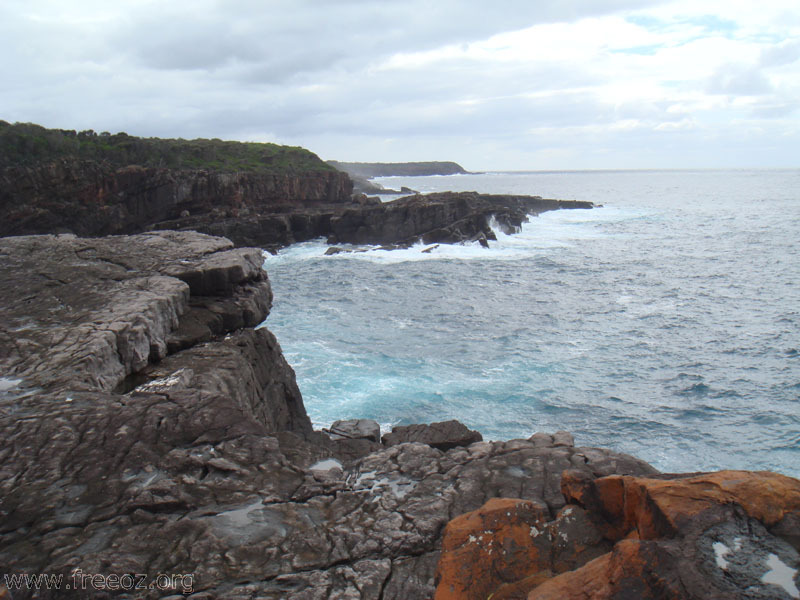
382 419 483 450
326 191 594 247
0 159 592 253
0 159 353 240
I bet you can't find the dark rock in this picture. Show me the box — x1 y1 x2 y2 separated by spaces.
2 232 670 600
326 419 382 443
382 420 484 450
328 192 592 248
0 159 592 254
0 159 353 240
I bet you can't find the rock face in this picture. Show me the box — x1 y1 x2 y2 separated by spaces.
3 232 796 600
382 420 484 450
434 468 800 600
137 190 594 252
0 159 353 240
327 191 593 247
0 160 592 252
0 238 656 599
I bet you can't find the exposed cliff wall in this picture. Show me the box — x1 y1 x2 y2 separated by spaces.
327 191 595 247
0 159 353 237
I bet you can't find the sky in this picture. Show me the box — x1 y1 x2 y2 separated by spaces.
1 0 799 170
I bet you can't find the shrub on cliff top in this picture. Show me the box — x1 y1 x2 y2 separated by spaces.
0 121 334 175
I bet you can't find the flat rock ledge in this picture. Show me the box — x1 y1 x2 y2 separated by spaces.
1 232 794 600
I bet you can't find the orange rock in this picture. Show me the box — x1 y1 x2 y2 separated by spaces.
434 497 550 600
437 470 800 600
562 470 800 545
527 539 685 600
435 499 612 600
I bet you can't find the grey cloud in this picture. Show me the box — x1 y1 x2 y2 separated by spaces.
706 63 773 96
759 40 800 68
114 0 663 80
750 102 799 118
3 0 797 170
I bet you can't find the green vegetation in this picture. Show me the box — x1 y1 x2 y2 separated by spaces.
0 121 335 174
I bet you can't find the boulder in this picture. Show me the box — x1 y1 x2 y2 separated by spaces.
382 420 484 450
326 419 382 443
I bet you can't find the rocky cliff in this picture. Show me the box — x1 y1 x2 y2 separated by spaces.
1 232 665 600
0 123 600 253
0 156 591 253
327 191 593 248
0 159 352 239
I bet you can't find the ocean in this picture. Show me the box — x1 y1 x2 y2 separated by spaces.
262 169 800 477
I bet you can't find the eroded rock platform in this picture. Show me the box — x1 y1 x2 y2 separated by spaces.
3 232 794 600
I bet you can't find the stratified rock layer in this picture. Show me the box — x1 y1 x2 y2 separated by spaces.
0 159 352 242
0 159 593 252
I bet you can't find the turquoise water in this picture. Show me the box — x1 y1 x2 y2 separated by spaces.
262 170 800 477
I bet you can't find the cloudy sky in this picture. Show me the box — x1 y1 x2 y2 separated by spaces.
2 0 798 170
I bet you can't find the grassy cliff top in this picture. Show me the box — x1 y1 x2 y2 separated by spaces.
0 121 335 174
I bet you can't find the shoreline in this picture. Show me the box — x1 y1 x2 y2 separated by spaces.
1 231 798 599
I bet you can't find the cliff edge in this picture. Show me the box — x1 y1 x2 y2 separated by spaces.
1 232 662 599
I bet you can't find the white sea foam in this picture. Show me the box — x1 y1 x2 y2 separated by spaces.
262 170 800 478
263 206 634 268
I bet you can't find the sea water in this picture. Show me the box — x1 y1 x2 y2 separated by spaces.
262 169 800 477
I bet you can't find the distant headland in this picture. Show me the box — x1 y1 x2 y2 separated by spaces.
326 160 470 178
0 121 587 252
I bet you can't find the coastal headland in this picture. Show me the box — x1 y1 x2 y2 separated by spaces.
0 123 591 253
1 123 798 599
